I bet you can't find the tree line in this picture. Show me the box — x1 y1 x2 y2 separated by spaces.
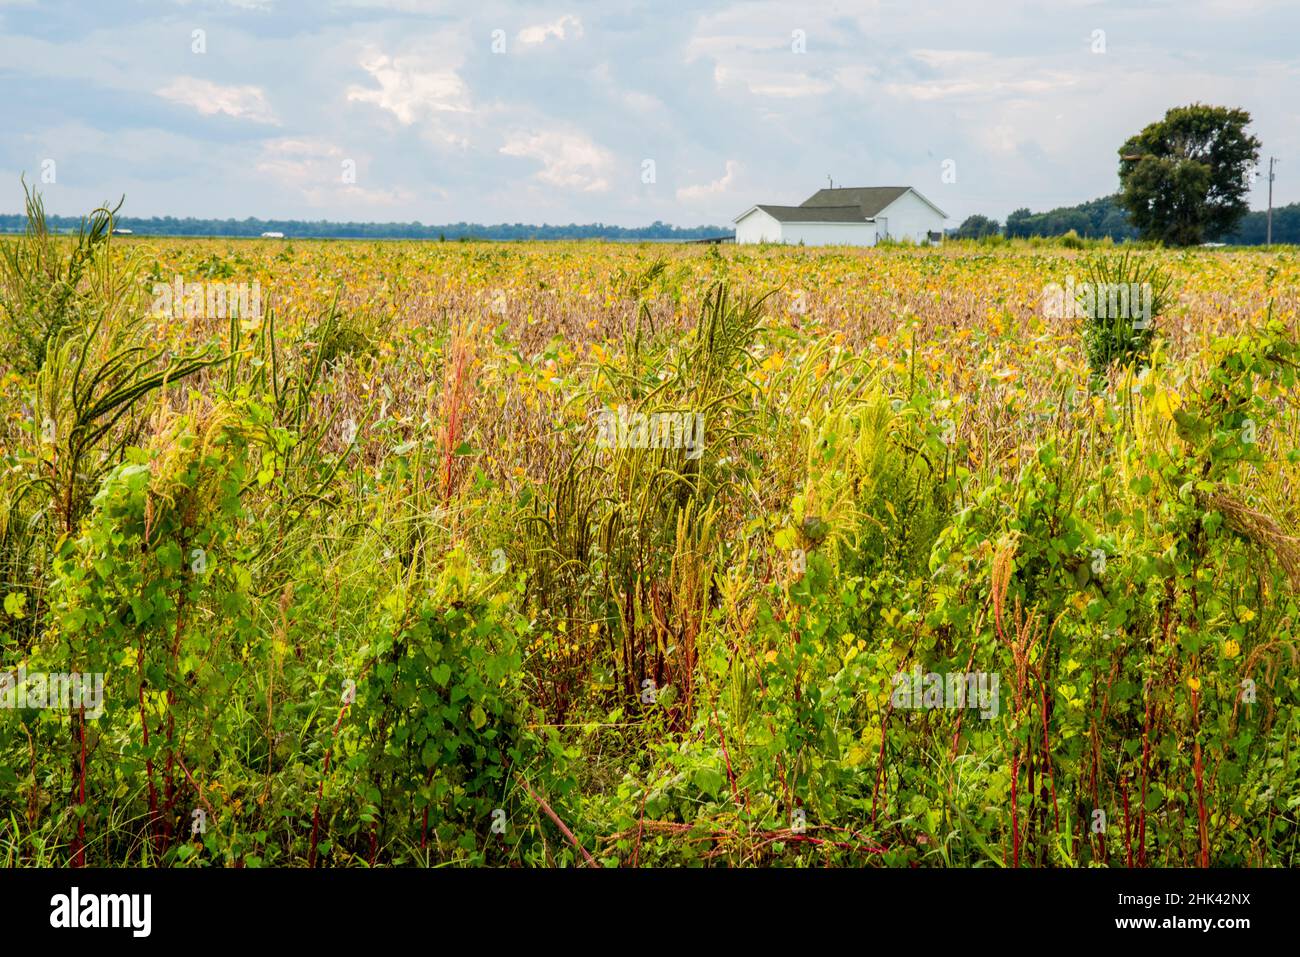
954 105 1291 246
0 214 731 242
953 196 1299 245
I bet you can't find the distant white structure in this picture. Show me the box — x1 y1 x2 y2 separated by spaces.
260 231 285 238
734 186 947 246
112 228 133 235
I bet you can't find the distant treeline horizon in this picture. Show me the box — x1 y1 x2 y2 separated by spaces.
2 196 1296 244
953 194 1300 245
0 213 731 242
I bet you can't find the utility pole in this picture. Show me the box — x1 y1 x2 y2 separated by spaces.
1266 157 1277 245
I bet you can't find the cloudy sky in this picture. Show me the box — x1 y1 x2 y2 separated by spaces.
1 0 1296 227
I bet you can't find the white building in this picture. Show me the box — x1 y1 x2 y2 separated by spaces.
733 186 947 246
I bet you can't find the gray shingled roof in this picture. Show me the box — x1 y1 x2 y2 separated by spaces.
800 186 911 218
752 204 867 223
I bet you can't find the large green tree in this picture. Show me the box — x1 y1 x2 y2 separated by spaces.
1117 104 1260 246
951 214 1001 239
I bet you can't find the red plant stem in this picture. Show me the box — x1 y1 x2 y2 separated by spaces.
440 332 471 505
872 700 895 824
175 755 217 825
1192 686 1209 868
1037 682 1059 831
948 641 980 760
1138 581 1175 869
1010 750 1020 868
1138 693 1153 867
138 645 161 857
737 640 788 801
161 710 176 851
1121 776 1132 867
1089 725 1101 825
307 700 351 868
871 725 888 823
632 787 648 868
160 591 188 856
516 773 595 867
70 710 86 867
709 700 739 805
67 615 87 868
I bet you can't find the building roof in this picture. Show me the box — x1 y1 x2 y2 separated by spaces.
800 186 912 218
746 204 871 224
733 186 949 225
804 185 949 219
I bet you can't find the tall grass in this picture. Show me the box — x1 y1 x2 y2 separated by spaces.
1 188 1297 867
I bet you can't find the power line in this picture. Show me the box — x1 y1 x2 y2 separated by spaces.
1266 157 1278 245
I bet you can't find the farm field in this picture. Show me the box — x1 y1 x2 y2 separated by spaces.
2 216 1298 867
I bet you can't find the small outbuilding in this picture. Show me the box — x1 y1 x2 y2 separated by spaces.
734 186 947 246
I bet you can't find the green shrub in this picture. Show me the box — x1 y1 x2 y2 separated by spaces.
0 183 122 373
1079 250 1174 377
325 562 566 865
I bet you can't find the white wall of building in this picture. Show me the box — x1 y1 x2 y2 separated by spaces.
734 208 783 244
780 222 878 246
735 210 879 246
735 190 947 245
875 191 945 243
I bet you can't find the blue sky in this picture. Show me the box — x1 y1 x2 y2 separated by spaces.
1 0 1296 227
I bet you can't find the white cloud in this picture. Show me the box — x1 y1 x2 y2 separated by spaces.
677 160 739 201
884 73 1080 102
256 138 413 206
162 0 274 6
155 77 278 124
517 15 583 47
976 123 1020 156
623 91 664 113
713 65 835 98
500 130 612 192
1198 0 1286 14
346 53 471 128
686 4 854 99
255 137 342 177
832 64 881 94
3 0 1295 226
908 49 995 69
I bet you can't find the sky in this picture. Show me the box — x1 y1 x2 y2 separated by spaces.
1 0 1296 228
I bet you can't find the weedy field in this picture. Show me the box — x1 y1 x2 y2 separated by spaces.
1 194 1298 867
